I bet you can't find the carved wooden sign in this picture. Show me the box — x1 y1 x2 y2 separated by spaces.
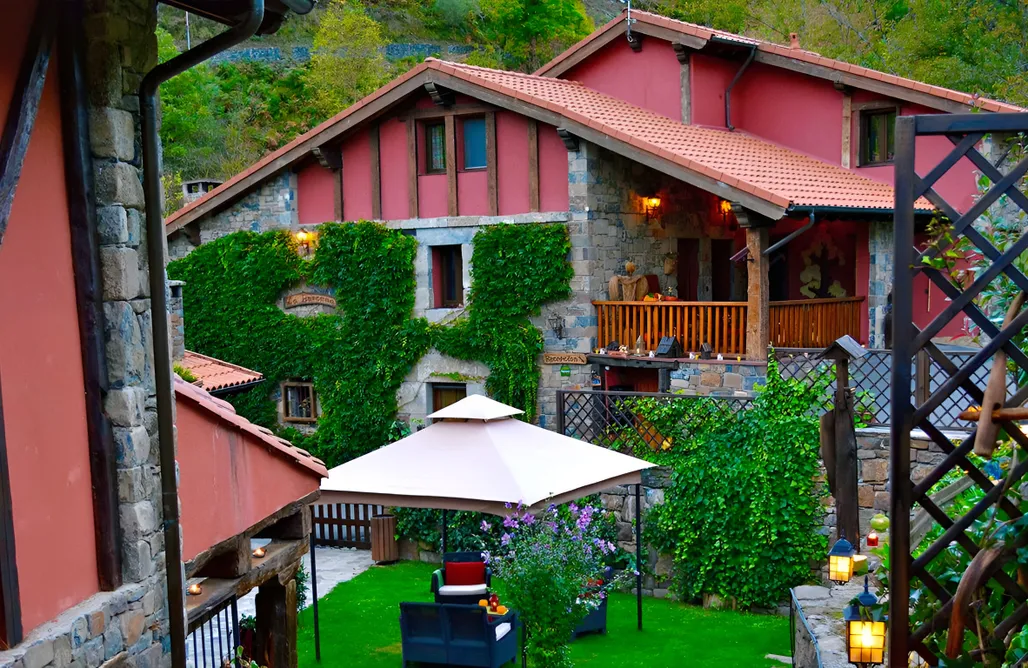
543 352 588 365
284 293 337 309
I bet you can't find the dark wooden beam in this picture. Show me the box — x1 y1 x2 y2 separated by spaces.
527 119 540 212
556 127 579 152
0 368 22 647
310 146 341 171
425 82 454 107
0 3 56 249
332 169 343 221
485 111 497 216
58 0 121 591
254 576 298 668
197 536 251 579
445 114 458 216
369 124 381 220
401 104 494 120
406 117 418 219
258 506 311 541
674 45 692 124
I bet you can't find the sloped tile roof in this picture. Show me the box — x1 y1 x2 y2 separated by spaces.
429 59 932 211
180 350 264 393
538 10 1025 114
175 377 327 478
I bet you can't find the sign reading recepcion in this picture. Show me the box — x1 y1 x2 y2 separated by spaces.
543 352 588 365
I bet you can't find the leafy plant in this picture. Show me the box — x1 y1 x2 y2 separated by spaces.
173 362 197 383
295 563 310 612
489 502 628 668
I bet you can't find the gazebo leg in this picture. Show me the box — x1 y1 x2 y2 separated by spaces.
310 507 320 663
635 483 643 631
441 509 448 554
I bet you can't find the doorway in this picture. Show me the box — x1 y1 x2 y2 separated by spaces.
677 238 699 300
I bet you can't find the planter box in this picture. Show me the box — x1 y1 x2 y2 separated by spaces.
573 597 608 638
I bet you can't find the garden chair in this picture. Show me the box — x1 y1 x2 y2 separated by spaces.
400 602 519 667
430 551 491 605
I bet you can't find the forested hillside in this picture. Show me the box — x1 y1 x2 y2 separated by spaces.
158 0 1028 211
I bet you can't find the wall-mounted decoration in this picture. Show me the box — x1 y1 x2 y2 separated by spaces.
543 353 588 365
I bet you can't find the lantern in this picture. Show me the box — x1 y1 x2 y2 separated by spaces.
295 229 316 256
829 534 856 583
844 576 886 666
719 198 732 221
644 196 662 221
866 531 879 548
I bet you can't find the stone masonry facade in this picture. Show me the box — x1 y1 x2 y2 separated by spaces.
0 1 171 667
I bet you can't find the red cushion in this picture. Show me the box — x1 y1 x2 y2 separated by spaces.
445 561 485 586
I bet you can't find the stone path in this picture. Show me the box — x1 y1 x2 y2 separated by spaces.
186 547 374 666
792 561 882 668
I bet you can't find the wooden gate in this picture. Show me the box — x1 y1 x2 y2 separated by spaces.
312 503 384 549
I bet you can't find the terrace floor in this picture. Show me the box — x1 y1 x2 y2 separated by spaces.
296 561 792 667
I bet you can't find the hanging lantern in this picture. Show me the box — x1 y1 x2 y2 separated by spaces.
844 576 886 666
828 533 856 583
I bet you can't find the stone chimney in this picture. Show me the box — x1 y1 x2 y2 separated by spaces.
789 32 801 49
182 178 222 204
169 280 186 362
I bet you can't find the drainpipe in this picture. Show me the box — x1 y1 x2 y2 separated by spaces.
139 3 264 666
764 209 816 256
725 45 756 131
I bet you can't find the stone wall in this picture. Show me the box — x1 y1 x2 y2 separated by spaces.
866 220 892 349
669 359 767 396
0 1 171 666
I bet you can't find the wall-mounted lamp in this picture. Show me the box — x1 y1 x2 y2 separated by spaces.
295 229 317 257
719 199 733 222
644 196 662 221
547 313 566 340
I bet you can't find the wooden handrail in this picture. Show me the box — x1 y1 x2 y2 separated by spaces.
769 297 865 348
769 297 866 306
593 300 747 356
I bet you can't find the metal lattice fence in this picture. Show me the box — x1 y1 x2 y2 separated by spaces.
186 596 238 668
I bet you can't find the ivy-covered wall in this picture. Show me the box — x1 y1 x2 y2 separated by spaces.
167 220 572 466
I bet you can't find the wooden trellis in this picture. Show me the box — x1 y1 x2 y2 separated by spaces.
891 113 1028 665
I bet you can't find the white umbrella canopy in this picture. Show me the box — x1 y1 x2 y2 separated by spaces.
319 394 655 516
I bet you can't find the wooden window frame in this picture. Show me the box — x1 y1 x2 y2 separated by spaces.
423 121 446 175
459 116 487 172
431 383 467 415
857 104 899 167
281 381 319 424
431 245 464 309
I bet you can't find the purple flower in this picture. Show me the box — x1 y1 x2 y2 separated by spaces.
569 502 579 514
523 513 536 526
480 520 491 532
482 551 491 564
503 516 519 529
501 533 511 546
517 501 524 511
504 502 512 509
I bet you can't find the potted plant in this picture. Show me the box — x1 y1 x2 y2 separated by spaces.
238 615 256 662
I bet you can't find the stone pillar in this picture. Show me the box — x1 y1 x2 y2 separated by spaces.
169 280 185 361
254 577 299 668
745 226 769 360
866 220 892 348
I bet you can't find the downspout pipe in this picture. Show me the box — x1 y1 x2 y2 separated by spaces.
139 3 264 666
764 209 816 256
725 45 756 131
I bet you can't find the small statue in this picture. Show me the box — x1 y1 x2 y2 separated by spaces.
608 261 649 301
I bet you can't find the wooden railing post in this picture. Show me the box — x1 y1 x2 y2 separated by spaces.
745 226 770 360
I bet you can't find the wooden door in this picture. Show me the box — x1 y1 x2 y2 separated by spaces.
677 238 699 300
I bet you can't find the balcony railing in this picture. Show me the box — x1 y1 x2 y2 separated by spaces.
593 301 747 355
769 297 865 349
592 296 865 356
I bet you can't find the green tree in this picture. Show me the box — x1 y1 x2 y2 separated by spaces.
305 0 393 118
477 0 594 71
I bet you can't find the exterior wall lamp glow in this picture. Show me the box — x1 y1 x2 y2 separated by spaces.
295 229 316 256
828 533 856 583
644 196 662 221
844 576 886 667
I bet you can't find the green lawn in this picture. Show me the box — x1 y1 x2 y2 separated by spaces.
298 561 790 667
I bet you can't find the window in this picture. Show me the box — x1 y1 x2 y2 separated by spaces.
859 108 897 165
425 122 446 173
282 381 318 423
432 384 467 414
462 117 487 170
431 245 464 308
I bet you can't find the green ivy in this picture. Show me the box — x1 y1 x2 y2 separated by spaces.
433 223 573 422
167 221 572 465
629 357 828 608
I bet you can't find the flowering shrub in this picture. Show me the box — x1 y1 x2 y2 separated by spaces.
486 502 628 668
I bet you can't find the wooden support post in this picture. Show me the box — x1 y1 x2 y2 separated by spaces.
485 111 498 216
198 536 250 578
834 357 860 547
527 119 539 212
445 115 458 216
254 575 298 668
841 90 853 168
675 46 691 124
406 117 418 219
369 124 381 220
745 225 770 360
915 349 931 406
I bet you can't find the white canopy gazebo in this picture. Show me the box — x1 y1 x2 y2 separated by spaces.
311 394 655 653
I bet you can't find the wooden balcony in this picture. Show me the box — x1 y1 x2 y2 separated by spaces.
593 296 865 356
769 297 865 349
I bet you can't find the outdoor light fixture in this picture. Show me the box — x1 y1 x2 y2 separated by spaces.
644 195 662 221
866 531 879 548
547 313 566 340
844 576 886 667
828 533 856 584
719 198 732 222
295 229 316 256
187 583 202 596
252 546 267 558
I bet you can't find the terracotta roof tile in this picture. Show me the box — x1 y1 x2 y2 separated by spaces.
175 378 327 478
437 60 927 211
180 350 264 392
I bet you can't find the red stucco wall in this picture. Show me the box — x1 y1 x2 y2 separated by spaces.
457 171 489 216
176 395 321 563
496 112 530 215
380 119 409 220
564 38 681 121
690 53 735 128
297 163 337 225
418 173 449 218
538 124 570 212
342 129 373 220
0 0 100 634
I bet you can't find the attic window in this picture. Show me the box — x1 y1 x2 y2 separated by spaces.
859 108 897 166
282 381 318 423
